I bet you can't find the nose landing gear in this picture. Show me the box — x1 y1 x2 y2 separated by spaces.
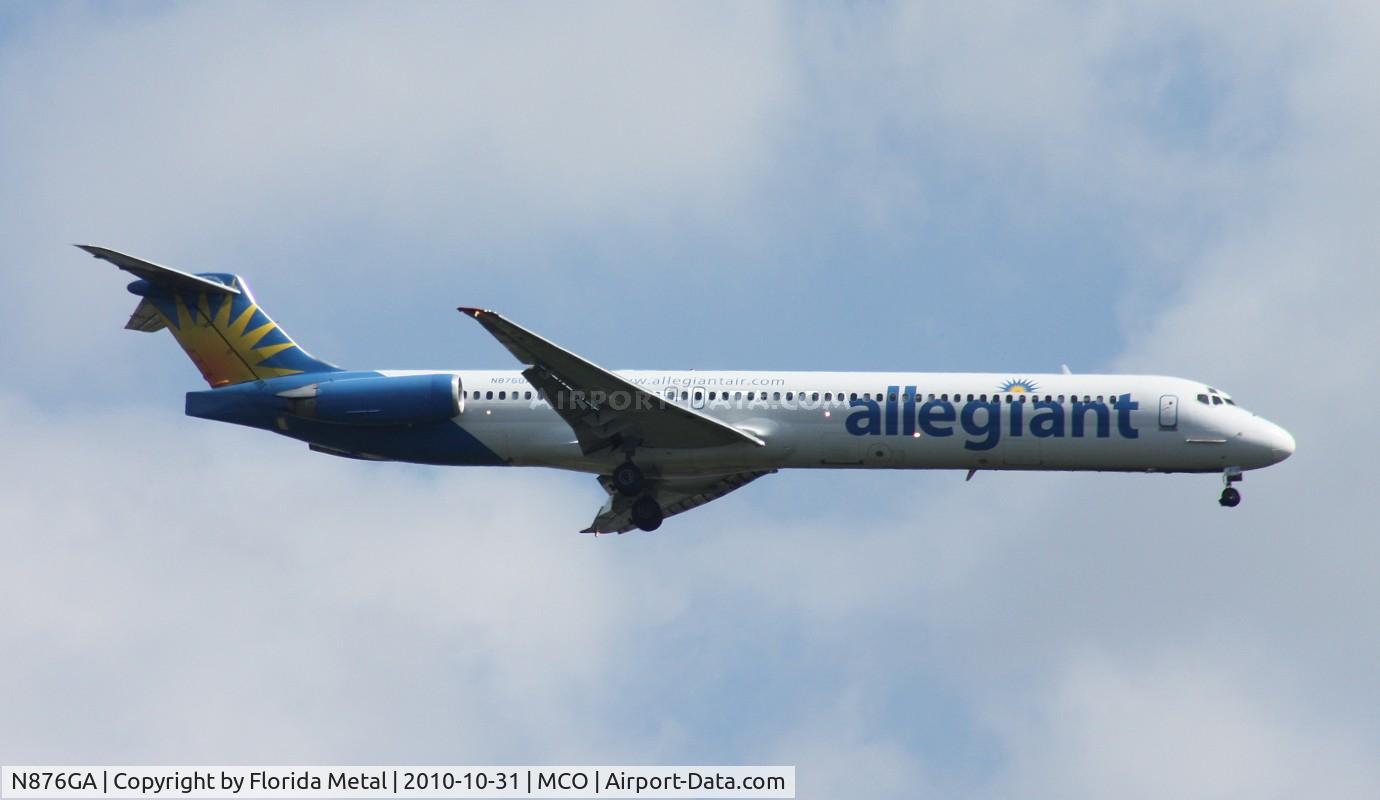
1219 467 1243 507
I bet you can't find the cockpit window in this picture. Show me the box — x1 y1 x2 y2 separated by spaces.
1224 398 1236 405
1197 394 1210 405
1211 396 1223 405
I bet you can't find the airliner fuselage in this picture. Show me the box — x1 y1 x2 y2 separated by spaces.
196 370 1290 476
84 246 1296 533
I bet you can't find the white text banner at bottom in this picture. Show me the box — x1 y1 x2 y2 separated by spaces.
1 767 794 799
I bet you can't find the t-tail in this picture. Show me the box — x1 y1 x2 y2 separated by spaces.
80 245 341 387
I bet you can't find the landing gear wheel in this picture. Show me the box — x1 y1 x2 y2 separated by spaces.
1219 487 1241 507
611 461 645 497
631 495 664 532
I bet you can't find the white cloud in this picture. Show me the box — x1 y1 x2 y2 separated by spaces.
985 651 1380 799
1 3 790 245
0 391 688 761
0 2 794 391
768 689 937 800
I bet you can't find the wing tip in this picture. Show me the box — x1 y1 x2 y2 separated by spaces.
457 306 493 318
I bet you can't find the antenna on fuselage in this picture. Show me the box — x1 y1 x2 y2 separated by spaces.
1061 364 1073 375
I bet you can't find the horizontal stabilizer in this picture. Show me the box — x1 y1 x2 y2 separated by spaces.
77 244 240 295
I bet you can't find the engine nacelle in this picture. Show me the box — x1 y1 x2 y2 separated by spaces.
281 374 462 426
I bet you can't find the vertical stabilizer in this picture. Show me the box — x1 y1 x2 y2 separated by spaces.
80 245 342 387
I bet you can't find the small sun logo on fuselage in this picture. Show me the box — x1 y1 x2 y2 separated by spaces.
998 378 1040 394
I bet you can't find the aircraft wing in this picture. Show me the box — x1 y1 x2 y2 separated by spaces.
458 307 765 454
583 470 775 534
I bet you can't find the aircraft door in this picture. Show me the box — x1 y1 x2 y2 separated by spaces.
1159 394 1179 429
691 386 707 410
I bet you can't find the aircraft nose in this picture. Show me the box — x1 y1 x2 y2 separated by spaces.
1269 423 1296 462
1250 419 1295 465
1235 418 1294 468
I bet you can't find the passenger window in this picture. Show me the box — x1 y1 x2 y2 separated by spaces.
525 391 532 400
813 392 820 401
773 392 781 401
849 393 857 401
786 392 794 401
485 391 493 399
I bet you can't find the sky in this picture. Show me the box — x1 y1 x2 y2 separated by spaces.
1 2 1378 797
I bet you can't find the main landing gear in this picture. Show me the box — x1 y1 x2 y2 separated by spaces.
612 458 663 531
630 494 664 532
1219 468 1243 508
612 460 646 496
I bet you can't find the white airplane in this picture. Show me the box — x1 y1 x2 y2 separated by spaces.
84 246 1296 533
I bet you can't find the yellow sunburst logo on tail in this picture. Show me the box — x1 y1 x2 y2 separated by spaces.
158 288 309 387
